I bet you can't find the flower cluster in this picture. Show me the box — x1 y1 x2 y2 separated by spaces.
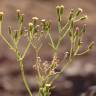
0 5 94 96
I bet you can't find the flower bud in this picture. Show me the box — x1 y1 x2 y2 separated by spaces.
28 22 33 32
60 5 64 15
14 31 18 41
28 22 34 39
82 24 86 34
32 17 39 25
56 5 60 15
80 15 88 20
75 27 79 36
16 9 20 20
20 14 24 23
76 8 83 16
41 19 46 26
0 12 4 21
8 26 12 35
41 19 46 29
69 9 74 20
46 21 51 29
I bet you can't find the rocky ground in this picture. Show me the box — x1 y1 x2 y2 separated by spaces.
0 0 96 96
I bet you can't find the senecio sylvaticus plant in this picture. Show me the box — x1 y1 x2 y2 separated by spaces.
0 5 94 96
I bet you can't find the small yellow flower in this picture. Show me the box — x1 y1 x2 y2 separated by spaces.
29 22 33 26
32 17 39 20
16 9 20 12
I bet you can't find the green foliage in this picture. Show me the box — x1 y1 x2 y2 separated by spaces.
0 5 94 96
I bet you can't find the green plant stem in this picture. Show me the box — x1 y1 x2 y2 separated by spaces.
0 21 15 51
57 20 62 33
47 31 55 49
15 43 33 96
35 49 42 81
61 21 69 32
38 89 41 96
0 21 2 34
56 24 71 50
22 41 31 59
76 49 89 56
0 34 16 52
74 46 80 56
19 60 33 96
17 22 23 43
0 22 16 52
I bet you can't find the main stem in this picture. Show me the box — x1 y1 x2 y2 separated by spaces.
19 60 33 96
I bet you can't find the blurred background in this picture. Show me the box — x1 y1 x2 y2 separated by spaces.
0 0 96 96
